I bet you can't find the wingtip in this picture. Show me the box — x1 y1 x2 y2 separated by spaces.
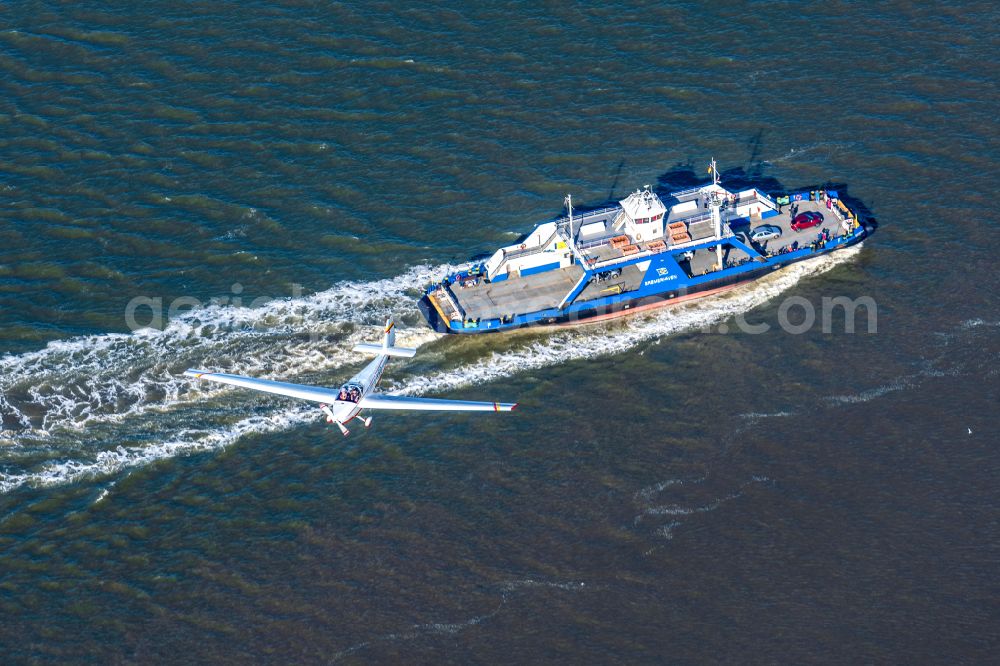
184 369 209 378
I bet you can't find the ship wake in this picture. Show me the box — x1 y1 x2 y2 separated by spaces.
0 248 861 495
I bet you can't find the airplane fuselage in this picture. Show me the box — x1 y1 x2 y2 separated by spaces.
329 353 388 424
184 317 514 438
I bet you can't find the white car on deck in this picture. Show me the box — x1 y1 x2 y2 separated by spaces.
749 224 782 243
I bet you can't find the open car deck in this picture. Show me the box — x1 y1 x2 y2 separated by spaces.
740 198 851 248
449 264 583 322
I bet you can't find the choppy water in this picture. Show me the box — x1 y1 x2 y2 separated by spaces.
1 1 998 662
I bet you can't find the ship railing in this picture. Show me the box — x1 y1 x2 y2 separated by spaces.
583 240 665 269
576 234 618 252
500 226 561 262
677 211 713 225
825 200 859 233
438 283 466 321
670 186 703 199
558 271 591 310
587 252 647 271
488 206 621 278
487 226 561 280
554 205 620 227
579 222 736 266
667 228 735 251
753 189 778 208
486 228 560 280
724 193 761 207
832 207 853 233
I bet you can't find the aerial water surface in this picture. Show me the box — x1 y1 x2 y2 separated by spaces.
1 1 997 662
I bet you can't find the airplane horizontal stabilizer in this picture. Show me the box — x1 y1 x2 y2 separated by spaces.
352 343 417 358
360 394 517 412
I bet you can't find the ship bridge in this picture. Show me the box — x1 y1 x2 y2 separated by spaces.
617 187 666 243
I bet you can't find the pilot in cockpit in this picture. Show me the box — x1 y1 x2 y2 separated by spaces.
338 388 349 402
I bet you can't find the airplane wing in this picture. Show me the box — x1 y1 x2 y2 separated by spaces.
184 369 341 404
359 393 517 412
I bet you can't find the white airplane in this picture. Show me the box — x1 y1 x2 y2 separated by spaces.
184 318 517 435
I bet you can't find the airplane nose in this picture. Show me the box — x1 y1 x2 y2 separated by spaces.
334 403 355 422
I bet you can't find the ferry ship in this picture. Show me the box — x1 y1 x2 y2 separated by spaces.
419 160 872 334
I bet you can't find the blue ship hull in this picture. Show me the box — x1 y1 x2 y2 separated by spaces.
421 225 870 334
420 180 873 335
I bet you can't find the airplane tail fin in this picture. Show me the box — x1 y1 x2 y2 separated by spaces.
352 318 417 358
383 317 396 349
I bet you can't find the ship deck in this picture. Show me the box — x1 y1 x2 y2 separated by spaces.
736 199 850 246
446 196 853 321
451 264 584 321
575 264 646 302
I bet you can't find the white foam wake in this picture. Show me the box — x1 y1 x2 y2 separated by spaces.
0 263 452 434
0 247 861 494
399 246 864 397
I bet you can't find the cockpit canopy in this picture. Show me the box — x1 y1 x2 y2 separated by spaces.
337 383 363 403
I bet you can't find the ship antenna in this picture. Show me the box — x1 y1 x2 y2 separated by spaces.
564 193 576 253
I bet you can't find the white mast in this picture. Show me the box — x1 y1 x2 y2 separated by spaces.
565 193 574 250
708 158 724 270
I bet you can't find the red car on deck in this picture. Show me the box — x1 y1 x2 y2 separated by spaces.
791 211 824 231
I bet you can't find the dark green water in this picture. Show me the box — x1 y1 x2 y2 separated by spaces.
1 1 998 662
